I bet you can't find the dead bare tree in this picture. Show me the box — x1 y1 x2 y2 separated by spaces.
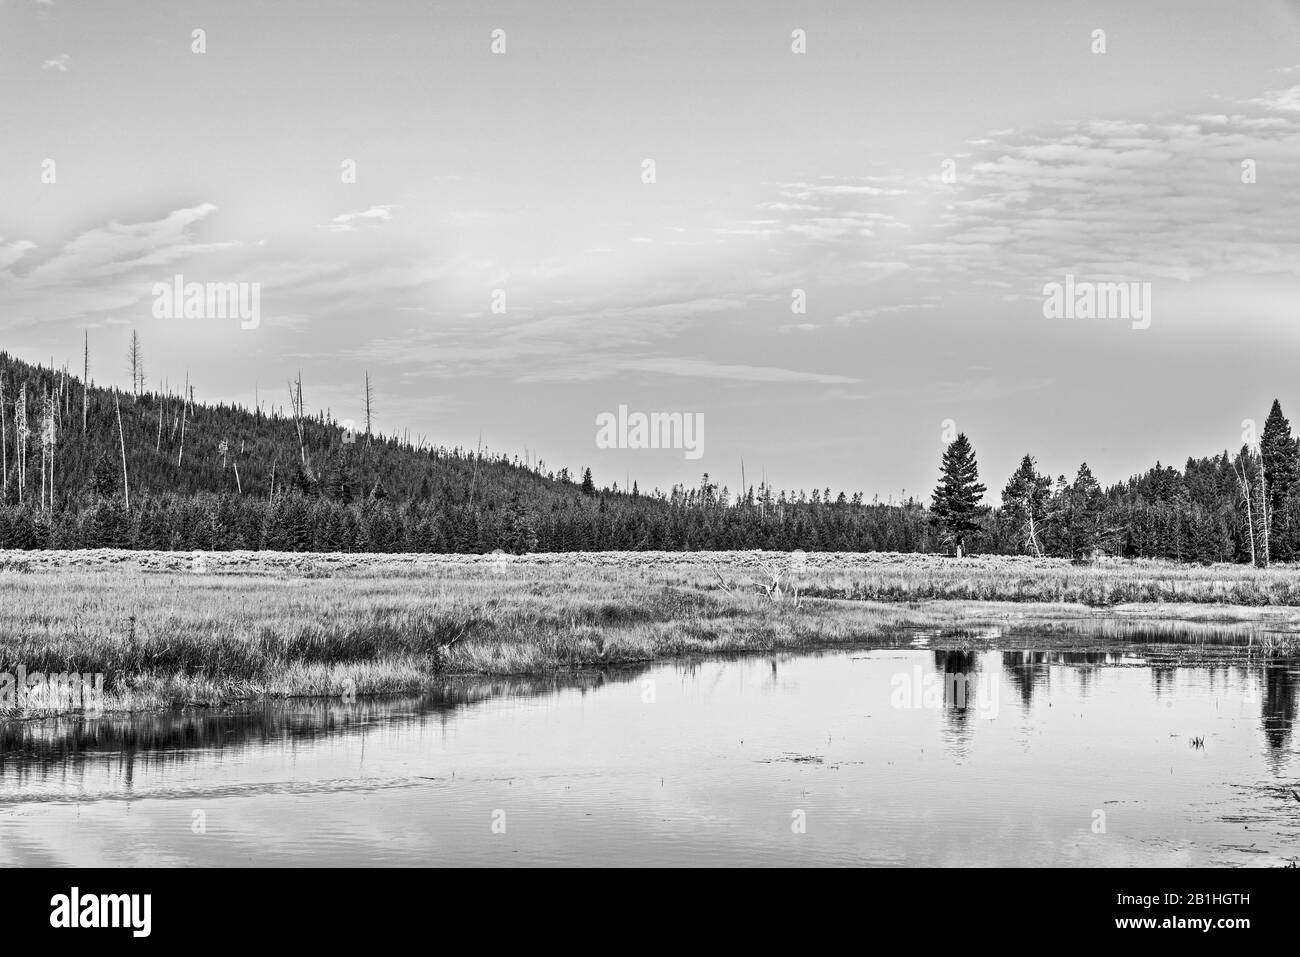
1259 467 1270 568
14 382 28 505
1235 451 1259 567
177 372 189 467
468 432 482 507
363 371 374 444
287 374 310 473
40 386 56 511
0 372 7 500
115 390 129 509
126 330 144 396
1024 507 1044 558
82 330 89 433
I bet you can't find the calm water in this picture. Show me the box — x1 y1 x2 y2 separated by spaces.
1 647 1298 866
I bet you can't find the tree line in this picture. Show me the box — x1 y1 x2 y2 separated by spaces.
0 348 1295 562
931 400 1300 564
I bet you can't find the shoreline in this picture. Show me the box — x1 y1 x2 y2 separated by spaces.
3 549 1299 717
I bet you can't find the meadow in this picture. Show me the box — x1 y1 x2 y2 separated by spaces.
2 548 1299 714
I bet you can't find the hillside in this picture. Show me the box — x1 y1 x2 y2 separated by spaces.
0 351 932 553
0 350 583 505
0 350 1290 563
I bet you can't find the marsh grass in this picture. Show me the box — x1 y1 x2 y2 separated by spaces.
2 548 1298 714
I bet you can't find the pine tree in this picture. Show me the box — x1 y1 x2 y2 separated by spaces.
291 461 318 497
90 452 117 500
930 433 986 557
323 453 355 505
1001 454 1050 556
1068 463 1105 558
580 467 596 496
1260 398 1297 557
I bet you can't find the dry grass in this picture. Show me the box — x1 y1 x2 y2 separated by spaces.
2 548 1298 715
5 547 1300 605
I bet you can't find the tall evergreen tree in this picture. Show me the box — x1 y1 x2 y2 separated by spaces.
930 433 986 557
1260 398 1298 557
89 451 117 501
1001 454 1051 556
1066 462 1105 558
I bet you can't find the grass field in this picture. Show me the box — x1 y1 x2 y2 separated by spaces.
2 549 1299 714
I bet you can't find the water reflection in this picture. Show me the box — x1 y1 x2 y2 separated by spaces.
3 652 1298 786
1262 662 1298 756
1 643 1298 866
0 669 652 790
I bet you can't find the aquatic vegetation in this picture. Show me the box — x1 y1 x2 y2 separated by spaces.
1 548 1297 714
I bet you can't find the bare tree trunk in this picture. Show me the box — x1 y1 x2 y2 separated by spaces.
41 387 55 511
115 391 130 510
468 432 482 507
83 330 89 433
364 371 374 445
1026 504 1043 558
1236 457 1257 567
127 330 144 397
14 383 27 506
1259 469 1270 568
47 393 55 511
288 376 307 467
39 396 46 512
177 373 189 467
1 372 7 501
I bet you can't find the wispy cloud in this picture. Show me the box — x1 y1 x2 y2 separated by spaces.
316 205 400 233
904 80 1300 292
613 357 858 385
0 204 246 325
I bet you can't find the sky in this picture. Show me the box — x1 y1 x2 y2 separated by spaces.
3 0 1300 501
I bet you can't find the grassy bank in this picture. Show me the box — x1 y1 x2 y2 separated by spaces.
8 547 1300 605
2 549 1299 715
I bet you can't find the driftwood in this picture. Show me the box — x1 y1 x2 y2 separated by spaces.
712 557 804 607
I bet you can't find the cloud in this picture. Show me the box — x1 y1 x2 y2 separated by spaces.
0 204 249 326
316 205 400 233
11 70 1300 410
41 53 70 71
613 357 858 384
831 302 937 326
356 290 757 375
901 81 1300 292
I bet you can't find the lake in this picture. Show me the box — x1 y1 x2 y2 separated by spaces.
1 646 1298 866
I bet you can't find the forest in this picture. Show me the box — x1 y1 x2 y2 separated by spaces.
1 347 1296 563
